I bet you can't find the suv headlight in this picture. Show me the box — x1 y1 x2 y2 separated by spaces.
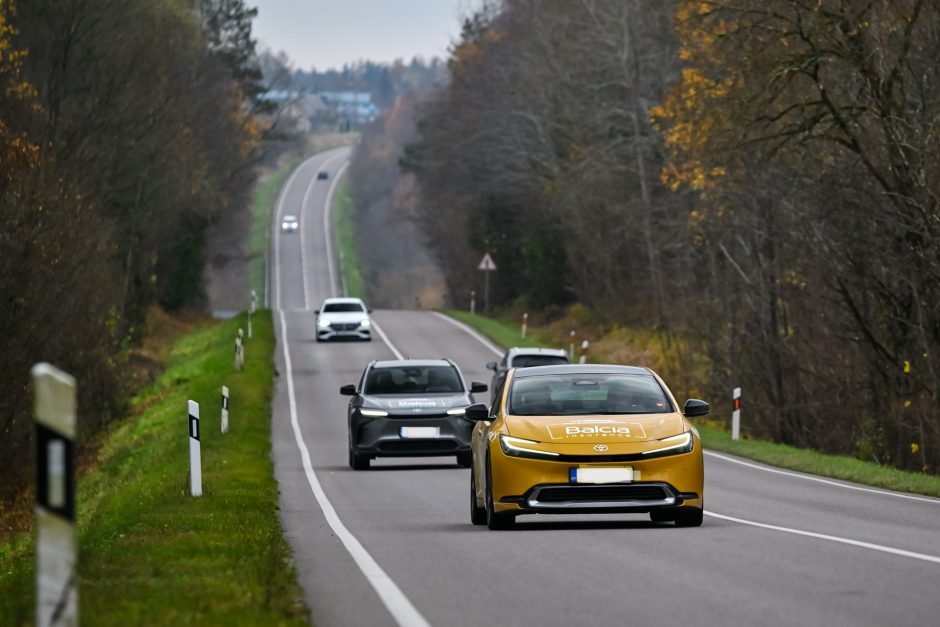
446 407 466 416
641 431 694 459
499 434 559 459
318 318 331 328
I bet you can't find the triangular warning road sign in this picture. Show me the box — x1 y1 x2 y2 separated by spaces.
478 253 497 271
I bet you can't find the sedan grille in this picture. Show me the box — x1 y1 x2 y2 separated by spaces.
536 485 669 503
330 322 359 331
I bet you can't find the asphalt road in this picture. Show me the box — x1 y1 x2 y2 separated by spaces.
270 148 940 627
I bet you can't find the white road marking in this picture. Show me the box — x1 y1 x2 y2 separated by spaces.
277 311 431 627
430 312 502 356
706 511 940 565
274 154 322 310
323 160 351 299
705 451 940 505
302 152 347 308
371 318 406 360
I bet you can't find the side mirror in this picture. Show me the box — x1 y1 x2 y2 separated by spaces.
465 403 489 421
683 399 710 417
368 308 373 313
470 381 488 394
340 384 357 396
486 361 497 371
314 309 320 314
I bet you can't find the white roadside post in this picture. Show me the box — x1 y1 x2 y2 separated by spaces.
248 290 258 339
32 363 78 627
579 340 590 364
521 312 528 339
188 400 202 496
470 290 476 315
221 386 229 434
247 309 253 340
235 329 245 371
569 330 576 361
732 387 742 440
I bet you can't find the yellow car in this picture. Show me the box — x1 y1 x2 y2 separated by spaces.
467 364 708 530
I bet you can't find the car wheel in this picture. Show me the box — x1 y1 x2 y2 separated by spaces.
649 510 675 523
470 464 486 525
456 451 472 468
674 507 703 527
348 442 370 470
485 455 514 530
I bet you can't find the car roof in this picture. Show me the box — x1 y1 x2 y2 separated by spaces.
321 297 365 305
372 359 454 369
283 214 298 220
511 364 650 378
507 347 569 358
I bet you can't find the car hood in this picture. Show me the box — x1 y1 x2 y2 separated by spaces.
362 394 470 415
505 412 687 443
319 312 368 323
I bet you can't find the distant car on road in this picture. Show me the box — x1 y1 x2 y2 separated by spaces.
466 364 708 529
317 170 329 180
315 297 371 342
281 214 299 233
341 359 488 469
486 347 569 401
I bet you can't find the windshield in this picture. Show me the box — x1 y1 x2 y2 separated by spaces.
511 354 569 368
322 302 365 313
365 366 464 395
508 374 671 416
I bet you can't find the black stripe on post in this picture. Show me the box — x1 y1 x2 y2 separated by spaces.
36 423 75 521
189 412 200 441
222 394 229 411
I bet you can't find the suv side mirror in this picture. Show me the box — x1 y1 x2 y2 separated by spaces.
465 403 489 421
340 384 357 396
486 361 497 371
470 381 488 394
683 399 710 417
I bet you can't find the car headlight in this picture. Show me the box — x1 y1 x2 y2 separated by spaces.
446 407 466 416
499 434 560 459
318 318 331 328
641 431 694 459
359 319 371 328
360 408 388 417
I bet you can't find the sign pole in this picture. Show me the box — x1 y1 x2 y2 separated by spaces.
32 363 78 627
484 270 490 314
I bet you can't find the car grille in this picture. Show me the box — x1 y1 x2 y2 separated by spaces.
531 484 671 505
378 440 458 453
330 322 359 331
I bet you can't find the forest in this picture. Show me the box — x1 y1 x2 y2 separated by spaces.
388 0 940 474
0 0 264 495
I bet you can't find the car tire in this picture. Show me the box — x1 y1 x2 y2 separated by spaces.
649 509 675 523
456 451 472 468
674 507 704 527
485 455 514 530
348 443 370 470
470 464 486 525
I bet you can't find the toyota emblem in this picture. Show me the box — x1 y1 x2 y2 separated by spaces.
593 444 608 452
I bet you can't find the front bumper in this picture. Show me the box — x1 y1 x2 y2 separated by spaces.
489 439 704 514
351 414 473 458
318 323 370 340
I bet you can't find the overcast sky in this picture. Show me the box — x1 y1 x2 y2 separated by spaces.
249 1 473 70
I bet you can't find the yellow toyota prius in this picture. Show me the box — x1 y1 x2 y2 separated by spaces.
467 364 708 530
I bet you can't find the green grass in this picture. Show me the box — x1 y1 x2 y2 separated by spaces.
0 312 309 625
331 175 365 299
443 309 940 499
249 161 298 302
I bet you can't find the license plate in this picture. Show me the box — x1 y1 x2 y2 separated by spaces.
570 467 634 484
400 426 440 439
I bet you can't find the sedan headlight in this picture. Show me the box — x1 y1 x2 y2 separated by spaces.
360 408 388 417
317 318 331 328
641 431 694 459
359 318 371 328
499 434 560 459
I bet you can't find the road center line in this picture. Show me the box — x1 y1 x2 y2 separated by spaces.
430 312 502 356
277 311 431 627
705 451 940 505
371 318 406 360
705 511 940 565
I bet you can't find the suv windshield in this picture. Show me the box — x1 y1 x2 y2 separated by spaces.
511 355 569 368
509 374 671 416
366 366 464 395
323 303 365 313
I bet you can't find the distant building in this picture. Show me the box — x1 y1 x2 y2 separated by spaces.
319 92 379 125
259 90 379 133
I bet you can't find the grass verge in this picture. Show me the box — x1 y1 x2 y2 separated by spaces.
442 309 940 499
0 311 308 625
331 174 365 299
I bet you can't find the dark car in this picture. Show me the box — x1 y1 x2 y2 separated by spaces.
317 170 329 180
486 347 570 402
341 359 487 470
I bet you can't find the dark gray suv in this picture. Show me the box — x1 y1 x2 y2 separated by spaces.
486 347 570 402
